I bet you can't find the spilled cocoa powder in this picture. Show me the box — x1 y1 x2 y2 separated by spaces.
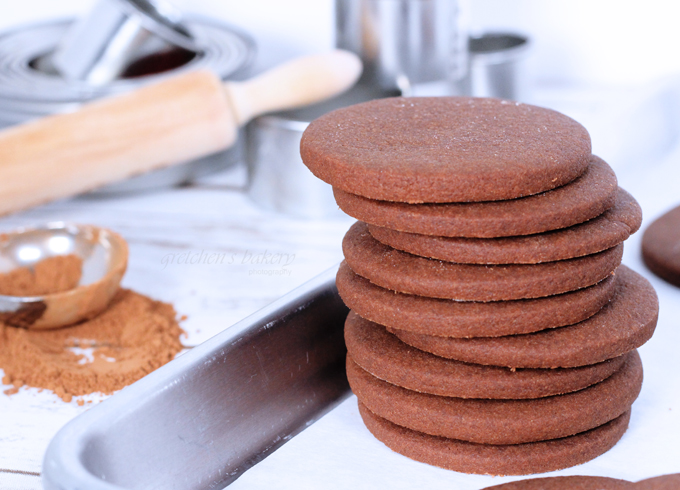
0 254 83 296
0 256 185 402
0 289 185 401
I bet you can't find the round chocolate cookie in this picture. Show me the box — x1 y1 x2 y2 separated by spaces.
358 402 631 476
333 156 617 238
300 97 592 203
347 352 641 445
345 313 627 399
636 474 680 489
391 266 658 368
336 261 616 337
343 221 623 301
642 204 680 287
369 187 641 264
482 476 633 489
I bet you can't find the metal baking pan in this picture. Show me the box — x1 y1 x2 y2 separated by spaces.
42 265 349 490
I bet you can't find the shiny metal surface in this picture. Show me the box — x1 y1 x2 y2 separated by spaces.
246 115 332 218
464 32 530 100
0 19 253 117
0 223 100 272
0 222 128 329
43 265 350 489
246 84 395 218
336 0 468 93
50 0 198 84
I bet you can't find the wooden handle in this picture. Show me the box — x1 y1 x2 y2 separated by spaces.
0 50 362 216
226 50 363 125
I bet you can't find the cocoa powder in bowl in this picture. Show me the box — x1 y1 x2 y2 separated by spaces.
0 254 82 296
0 256 185 402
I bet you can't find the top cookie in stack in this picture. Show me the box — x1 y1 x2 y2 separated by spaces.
301 97 592 204
300 97 658 476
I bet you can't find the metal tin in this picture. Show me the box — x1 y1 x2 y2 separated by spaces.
43 265 349 490
246 116 336 218
336 0 468 94
49 0 198 85
464 32 531 101
246 84 396 218
0 18 255 193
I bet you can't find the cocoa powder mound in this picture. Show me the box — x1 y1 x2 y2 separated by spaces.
0 254 83 296
0 288 185 402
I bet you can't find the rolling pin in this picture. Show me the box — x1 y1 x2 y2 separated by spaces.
0 50 362 215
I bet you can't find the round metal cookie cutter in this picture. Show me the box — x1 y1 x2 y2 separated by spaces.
46 0 199 85
464 31 531 101
246 84 397 219
0 17 255 193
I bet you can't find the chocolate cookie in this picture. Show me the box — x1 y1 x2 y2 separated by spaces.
347 352 641 444
482 476 633 489
301 97 591 203
369 187 641 264
636 474 680 489
391 266 658 368
336 262 616 337
333 156 616 238
358 402 631 476
642 204 680 287
343 222 623 301
345 313 627 399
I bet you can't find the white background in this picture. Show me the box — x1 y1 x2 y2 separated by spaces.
4 0 680 86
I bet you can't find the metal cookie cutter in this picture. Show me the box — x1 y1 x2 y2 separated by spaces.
246 84 396 219
336 0 469 94
0 1 255 193
464 32 531 101
48 0 199 85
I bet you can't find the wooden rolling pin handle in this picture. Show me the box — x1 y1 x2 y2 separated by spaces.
227 50 363 125
0 50 362 216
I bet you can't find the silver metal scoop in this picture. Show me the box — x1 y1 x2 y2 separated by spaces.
0 223 128 329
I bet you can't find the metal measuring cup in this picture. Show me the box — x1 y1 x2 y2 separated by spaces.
0 223 128 329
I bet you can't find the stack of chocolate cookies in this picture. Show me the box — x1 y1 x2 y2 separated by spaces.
300 97 659 476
